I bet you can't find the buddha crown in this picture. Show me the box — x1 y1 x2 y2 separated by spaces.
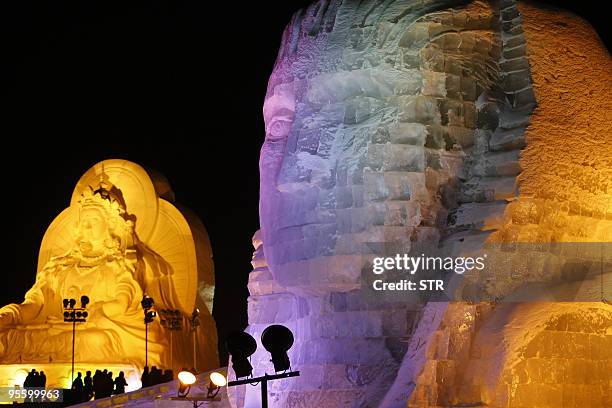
78 177 127 218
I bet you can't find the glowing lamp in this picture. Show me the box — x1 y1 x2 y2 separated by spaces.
177 370 197 397
226 331 257 378
261 325 294 372
206 371 227 399
178 370 196 385
210 372 227 387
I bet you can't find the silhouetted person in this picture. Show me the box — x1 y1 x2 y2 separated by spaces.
105 371 114 397
97 369 109 398
32 371 41 386
141 366 150 388
150 366 161 386
95 371 111 399
84 371 93 401
72 372 84 402
28 371 46 401
114 372 128 394
22 370 37 402
93 370 102 400
24 369 36 387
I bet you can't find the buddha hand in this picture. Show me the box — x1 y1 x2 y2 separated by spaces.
0 306 18 327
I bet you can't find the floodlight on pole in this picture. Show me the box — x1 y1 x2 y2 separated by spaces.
225 331 257 378
261 325 294 372
177 370 197 397
62 296 89 386
206 371 227 399
80 295 89 308
225 326 300 408
141 294 156 368
159 308 183 372
166 369 225 407
190 308 200 370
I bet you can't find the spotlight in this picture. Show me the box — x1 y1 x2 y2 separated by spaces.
261 325 294 372
177 370 196 397
76 311 82 318
63 299 69 308
209 372 226 387
206 372 226 398
191 308 200 330
141 295 154 310
80 295 89 308
145 311 156 324
63 311 70 319
226 331 257 378
82 312 88 318
69 299 76 308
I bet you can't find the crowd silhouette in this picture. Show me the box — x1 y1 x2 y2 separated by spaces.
70 369 129 401
18 366 175 404
140 366 174 387
24 369 47 387
67 366 174 402
20 370 48 403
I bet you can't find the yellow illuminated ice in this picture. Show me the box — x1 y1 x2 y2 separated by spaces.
0 160 218 387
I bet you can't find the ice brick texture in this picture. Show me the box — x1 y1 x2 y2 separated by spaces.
401 2 612 408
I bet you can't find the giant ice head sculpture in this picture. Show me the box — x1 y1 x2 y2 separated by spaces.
245 1 611 407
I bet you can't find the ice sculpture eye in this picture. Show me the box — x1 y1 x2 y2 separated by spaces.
267 118 292 140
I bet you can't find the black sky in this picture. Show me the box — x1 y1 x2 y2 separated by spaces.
4 0 609 364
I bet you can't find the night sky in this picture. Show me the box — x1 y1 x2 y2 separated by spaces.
5 1 609 364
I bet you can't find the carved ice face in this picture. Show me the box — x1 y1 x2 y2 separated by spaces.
78 207 110 255
259 0 503 292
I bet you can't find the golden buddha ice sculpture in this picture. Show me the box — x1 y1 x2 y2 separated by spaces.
0 159 218 388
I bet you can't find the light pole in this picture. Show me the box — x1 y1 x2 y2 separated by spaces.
159 309 183 371
190 308 200 370
63 295 89 385
141 295 156 368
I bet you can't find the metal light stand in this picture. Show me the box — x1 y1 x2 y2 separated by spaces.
227 371 300 408
190 308 200 370
62 297 89 385
141 295 156 368
159 309 183 371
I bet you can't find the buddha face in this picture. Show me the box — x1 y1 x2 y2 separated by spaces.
77 207 111 257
